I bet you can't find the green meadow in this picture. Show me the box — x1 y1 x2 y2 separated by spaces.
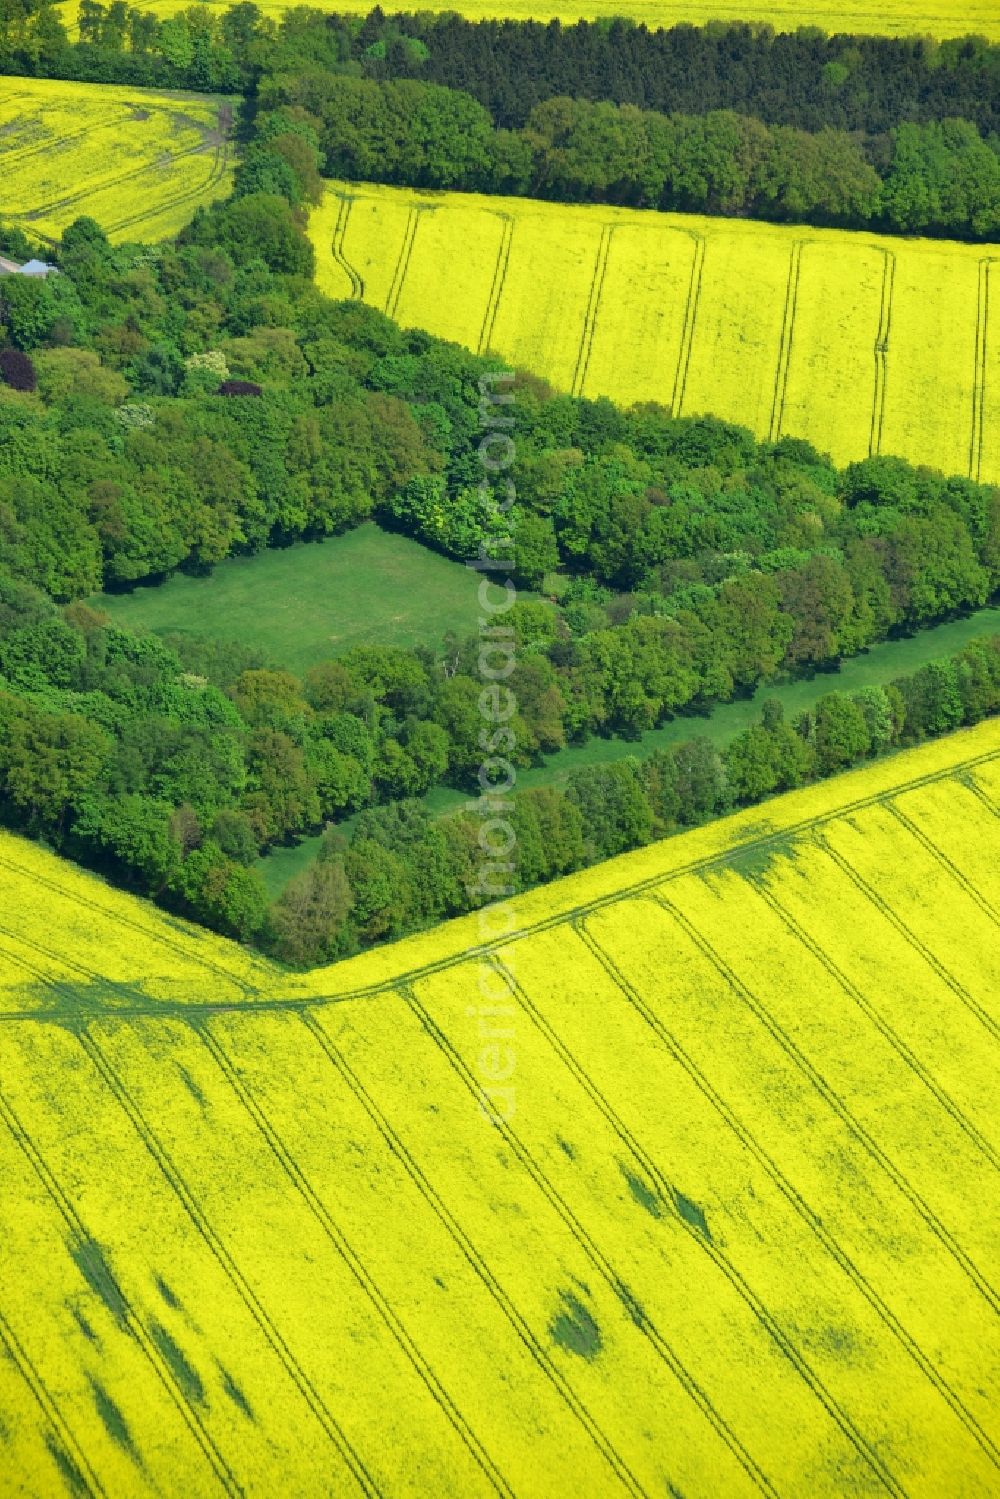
97 523 485 670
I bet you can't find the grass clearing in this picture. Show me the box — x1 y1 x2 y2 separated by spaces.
95 523 487 673
0 77 233 244
257 830 331 898
313 182 1000 482
0 723 997 1491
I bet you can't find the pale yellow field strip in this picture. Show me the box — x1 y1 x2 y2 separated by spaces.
670 866 999 1269
414 950 935 1496
0 1340 78 1499
580 221 699 409
97 1014 503 1497
819 806 1000 1029
77 138 229 240
315 183 1000 479
767 837 1000 1153
968 754 1000 802
58 0 1000 42
779 239 886 467
880 245 983 480
488 210 610 393
0 1057 215 1497
339 191 417 313
0 76 233 243
583 893 1000 1489
394 202 509 351
974 256 1000 484
306 191 353 299
891 776 1000 905
327 985 763 1497
0 929 89 1019
0 1019 333 1495
0 81 119 157
678 224 791 434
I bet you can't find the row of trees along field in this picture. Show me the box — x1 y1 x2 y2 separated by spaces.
2 564 998 962
270 635 1000 964
1 122 1000 956
271 80 1000 236
3 2 1000 237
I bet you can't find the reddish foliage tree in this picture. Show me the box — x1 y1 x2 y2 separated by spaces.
0 347 37 392
217 379 262 396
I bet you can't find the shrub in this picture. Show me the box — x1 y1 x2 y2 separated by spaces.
183 349 229 395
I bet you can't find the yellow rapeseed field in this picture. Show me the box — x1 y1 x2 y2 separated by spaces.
311 183 1000 482
0 720 998 1494
59 0 1000 42
0 77 233 244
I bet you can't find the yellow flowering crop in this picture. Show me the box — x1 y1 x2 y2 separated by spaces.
312 183 1000 483
0 720 998 1493
0 77 233 245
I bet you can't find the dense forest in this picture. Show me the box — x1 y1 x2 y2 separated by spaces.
1 12 999 962
342 13 1000 136
3 1 1000 237
1 104 999 959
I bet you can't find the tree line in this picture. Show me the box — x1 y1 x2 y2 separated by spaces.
344 10 1000 140
267 75 1000 238
5 3 999 140
274 630 1000 965
0 0 244 90
3 2 999 238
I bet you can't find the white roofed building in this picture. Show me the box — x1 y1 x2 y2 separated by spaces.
0 256 57 277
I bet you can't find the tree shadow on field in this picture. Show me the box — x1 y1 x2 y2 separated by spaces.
712 829 804 887
25 975 151 1023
